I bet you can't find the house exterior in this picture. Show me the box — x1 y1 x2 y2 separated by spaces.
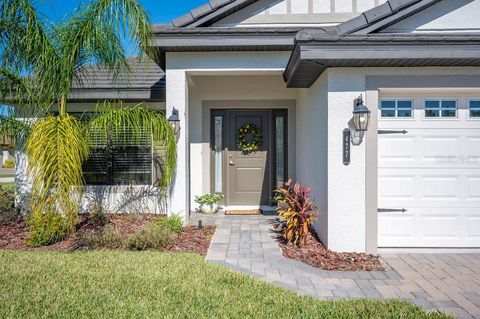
18 0 480 253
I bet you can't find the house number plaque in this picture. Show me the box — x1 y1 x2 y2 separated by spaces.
343 129 350 166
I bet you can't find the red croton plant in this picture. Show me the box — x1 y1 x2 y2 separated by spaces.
274 179 318 246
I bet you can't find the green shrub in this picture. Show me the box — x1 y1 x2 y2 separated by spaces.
26 210 69 247
87 203 108 227
126 223 176 251
79 225 123 250
155 214 183 234
0 185 16 224
2 158 14 169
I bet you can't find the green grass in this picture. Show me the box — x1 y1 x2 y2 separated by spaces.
0 251 450 319
0 174 15 178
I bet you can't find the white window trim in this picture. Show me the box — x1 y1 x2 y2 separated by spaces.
467 98 480 120
379 98 415 120
422 98 459 120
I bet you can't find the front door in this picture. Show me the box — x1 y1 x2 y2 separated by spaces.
226 110 271 205
211 109 287 207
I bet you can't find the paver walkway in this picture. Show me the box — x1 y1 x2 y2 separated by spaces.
190 213 480 319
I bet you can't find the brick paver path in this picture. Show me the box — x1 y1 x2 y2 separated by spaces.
190 213 480 319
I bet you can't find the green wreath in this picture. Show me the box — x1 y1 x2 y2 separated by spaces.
237 123 263 155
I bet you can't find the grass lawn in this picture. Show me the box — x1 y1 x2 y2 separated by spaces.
0 251 450 319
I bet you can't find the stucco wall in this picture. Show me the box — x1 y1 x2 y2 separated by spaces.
296 72 329 245
382 0 480 33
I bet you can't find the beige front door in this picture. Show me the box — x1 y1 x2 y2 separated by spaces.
211 109 288 207
226 110 271 205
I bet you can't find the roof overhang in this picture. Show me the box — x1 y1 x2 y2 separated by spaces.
152 27 300 52
284 33 480 88
68 87 165 102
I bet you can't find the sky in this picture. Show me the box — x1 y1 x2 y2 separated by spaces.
35 0 206 25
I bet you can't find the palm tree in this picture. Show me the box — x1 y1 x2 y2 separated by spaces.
0 0 176 242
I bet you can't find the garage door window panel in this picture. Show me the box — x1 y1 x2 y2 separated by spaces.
469 100 480 118
380 100 413 118
425 100 457 118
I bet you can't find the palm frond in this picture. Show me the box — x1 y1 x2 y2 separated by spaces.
0 67 45 114
59 0 152 96
89 102 176 189
0 0 61 105
26 114 89 230
0 114 32 149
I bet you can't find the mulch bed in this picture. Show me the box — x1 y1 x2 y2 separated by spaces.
164 226 215 256
273 223 385 271
0 215 215 256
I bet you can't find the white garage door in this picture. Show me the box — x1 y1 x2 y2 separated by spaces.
378 95 480 248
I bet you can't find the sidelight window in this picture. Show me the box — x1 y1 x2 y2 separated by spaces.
213 116 223 193
274 112 287 188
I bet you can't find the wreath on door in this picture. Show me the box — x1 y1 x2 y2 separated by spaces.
237 124 263 155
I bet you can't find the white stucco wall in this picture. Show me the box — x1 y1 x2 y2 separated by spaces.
326 69 368 252
296 72 329 245
382 0 480 33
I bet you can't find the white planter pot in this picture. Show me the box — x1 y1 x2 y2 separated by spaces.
200 203 219 215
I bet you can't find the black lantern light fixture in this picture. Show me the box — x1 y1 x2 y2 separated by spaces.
352 95 371 132
168 107 181 138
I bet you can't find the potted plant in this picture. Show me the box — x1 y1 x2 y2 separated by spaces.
195 194 223 215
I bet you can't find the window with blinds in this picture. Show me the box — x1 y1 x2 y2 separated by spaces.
83 127 152 186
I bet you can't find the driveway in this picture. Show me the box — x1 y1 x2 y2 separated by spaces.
191 213 480 319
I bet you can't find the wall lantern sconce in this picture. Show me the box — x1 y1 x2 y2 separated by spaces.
167 107 181 138
343 95 371 165
352 95 371 132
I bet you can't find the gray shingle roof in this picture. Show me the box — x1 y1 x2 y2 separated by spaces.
69 58 165 102
163 0 260 28
336 0 442 35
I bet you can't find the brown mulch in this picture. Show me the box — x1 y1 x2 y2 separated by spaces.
0 215 215 256
164 226 215 256
273 224 385 272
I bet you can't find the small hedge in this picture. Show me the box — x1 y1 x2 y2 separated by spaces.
2 158 15 169
79 216 180 251
155 214 183 234
0 185 16 224
127 223 176 250
26 210 69 247
79 225 124 250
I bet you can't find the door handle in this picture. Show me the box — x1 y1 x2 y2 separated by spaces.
229 160 235 166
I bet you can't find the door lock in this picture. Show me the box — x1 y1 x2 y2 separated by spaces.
229 160 235 166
